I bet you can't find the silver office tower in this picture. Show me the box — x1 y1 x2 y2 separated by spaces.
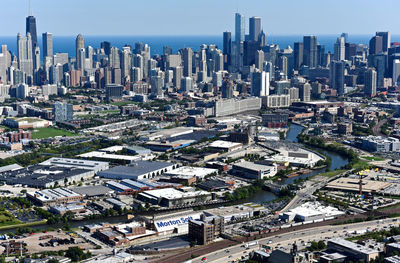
42 32 53 59
235 13 245 43
249 16 261 42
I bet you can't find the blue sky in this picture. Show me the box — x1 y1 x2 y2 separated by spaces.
1 0 399 36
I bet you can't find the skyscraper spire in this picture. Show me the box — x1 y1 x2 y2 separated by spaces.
29 0 32 16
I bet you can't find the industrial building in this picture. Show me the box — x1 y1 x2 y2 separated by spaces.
71 185 114 198
263 147 323 168
327 238 379 262
139 209 202 234
27 188 83 206
0 164 95 188
165 166 218 180
145 139 195 152
359 136 400 152
188 215 224 245
98 161 176 180
209 140 243 152
279 202 344 222
232 161 277 180
137 188 212 208
325 177 391 194
40 157 109 173
204 203 268 222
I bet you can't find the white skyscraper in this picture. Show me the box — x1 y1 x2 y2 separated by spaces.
17 33 34 80
251 70 270 97
393 59 400 87
334 37 345 61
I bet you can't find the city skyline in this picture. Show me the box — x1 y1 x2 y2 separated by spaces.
1 0 399 36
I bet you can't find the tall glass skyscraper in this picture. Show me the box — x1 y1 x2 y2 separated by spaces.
235 13 245 43
303 36 318 68
26 15 37 48
249 16 261 42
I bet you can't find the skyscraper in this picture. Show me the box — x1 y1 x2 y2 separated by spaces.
334 37 345 61
17 33 33 80
75 34 85 69
250 70 270 97
393 59 400 87
369 36 383 55
294 42 303 70
26 15 37 48
330 60 345 95
364 68 377 97
303 36 318 68
42 32 53 59
376 32 391 52
235 13 245 43
223 32 231 69
101 41 111 56
182 47 193 77
53 102 74 122
249 16 261 42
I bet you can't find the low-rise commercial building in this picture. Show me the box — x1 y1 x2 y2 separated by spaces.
165 166 218 180
27 188 83 206
327 238 379 262
232 161 277 180
137 188 212 208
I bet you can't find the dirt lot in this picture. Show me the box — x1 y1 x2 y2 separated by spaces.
1 231 95 255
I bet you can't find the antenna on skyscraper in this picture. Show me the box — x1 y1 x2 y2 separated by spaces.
29 0 32 16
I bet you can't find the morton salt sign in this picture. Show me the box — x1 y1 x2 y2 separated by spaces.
154 213 201 232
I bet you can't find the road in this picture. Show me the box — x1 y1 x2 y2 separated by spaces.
192 217 399 263
373 113 394 136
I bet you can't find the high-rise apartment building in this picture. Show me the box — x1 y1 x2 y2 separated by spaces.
364 68 377 97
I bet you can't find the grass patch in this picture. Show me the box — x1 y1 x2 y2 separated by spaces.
32 127 78 139
317 169 346 178
362 156 385 161
110 101 136 106
0 211 22 227
0 219 47 231
352 159 370 170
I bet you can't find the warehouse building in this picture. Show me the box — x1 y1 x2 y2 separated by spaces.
0 164 95 188
98 161 176 180
27 188 83 206
204 203 268 222
279 202 345 222
105 181 135 195
325 177 391 194
40 158 109 173
71 185 114 198
209 140 243 152
139 209 202 235
165 166 218 180
137 188 212 208
327 238 379 262
232 161 277 180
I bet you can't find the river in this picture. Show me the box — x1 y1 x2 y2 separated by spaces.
247 123 349 203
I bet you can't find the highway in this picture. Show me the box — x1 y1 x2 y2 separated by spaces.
192 217 400 263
